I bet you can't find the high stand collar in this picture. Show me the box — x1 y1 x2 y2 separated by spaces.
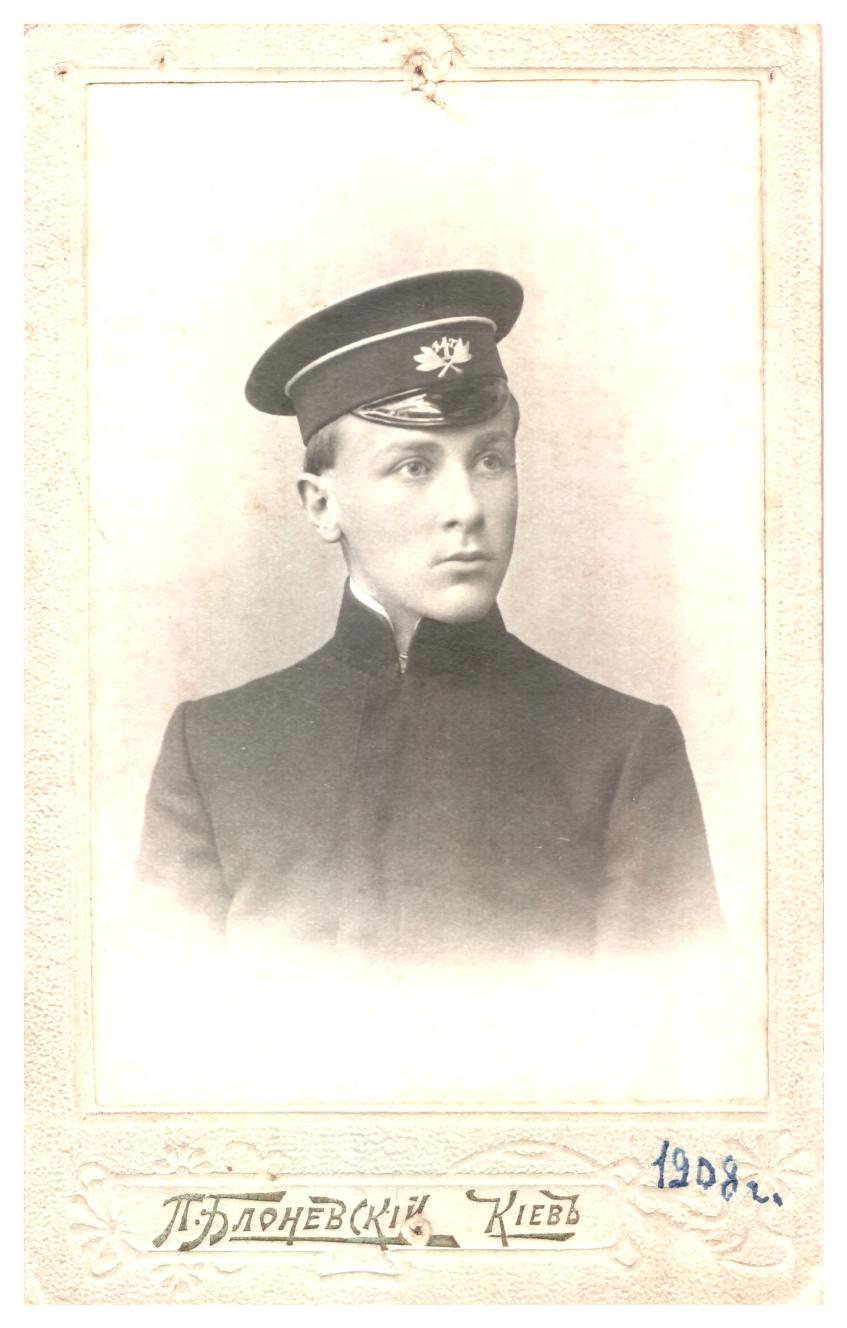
329 580 509 676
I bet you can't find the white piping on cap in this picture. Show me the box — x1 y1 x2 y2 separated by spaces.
284 316 496 396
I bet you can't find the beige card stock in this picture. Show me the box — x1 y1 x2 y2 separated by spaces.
24 23 821 1304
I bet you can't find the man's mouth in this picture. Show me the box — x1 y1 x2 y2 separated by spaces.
437 551 491 565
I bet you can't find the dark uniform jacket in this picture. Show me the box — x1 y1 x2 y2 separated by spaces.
137 583 722 962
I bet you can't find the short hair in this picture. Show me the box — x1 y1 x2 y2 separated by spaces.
302 419 339 475
302 393 521 476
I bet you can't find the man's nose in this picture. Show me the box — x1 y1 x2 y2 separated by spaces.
435 465 484 528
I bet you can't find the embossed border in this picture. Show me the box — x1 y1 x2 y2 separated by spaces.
24 24 821 1303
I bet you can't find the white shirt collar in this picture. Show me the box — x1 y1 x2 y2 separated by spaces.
348 579 422 650
349 578 394 624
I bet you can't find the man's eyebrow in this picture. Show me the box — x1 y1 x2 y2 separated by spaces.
373 439 444 461
371 429 516 464
472 430 516 447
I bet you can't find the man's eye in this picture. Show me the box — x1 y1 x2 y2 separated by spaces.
476 452 507 473
395 458 430 478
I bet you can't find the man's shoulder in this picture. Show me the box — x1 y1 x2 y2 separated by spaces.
180 642 342 731
505 632 660 709
503 633 670 738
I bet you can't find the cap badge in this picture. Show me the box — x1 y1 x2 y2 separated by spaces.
413 335 473 378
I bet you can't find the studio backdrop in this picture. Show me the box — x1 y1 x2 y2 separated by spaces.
86 76 766 1107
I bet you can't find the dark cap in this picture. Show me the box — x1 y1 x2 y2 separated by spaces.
245 269 523 442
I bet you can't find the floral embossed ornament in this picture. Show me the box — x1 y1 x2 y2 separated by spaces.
414 335 473 377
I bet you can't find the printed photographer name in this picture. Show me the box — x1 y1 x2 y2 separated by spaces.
152 1187 581 1252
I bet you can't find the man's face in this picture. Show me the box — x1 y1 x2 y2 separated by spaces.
319 398 518 628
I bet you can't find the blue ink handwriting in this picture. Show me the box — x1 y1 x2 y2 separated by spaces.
651 1140 783 1206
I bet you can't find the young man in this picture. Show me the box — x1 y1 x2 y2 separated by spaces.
136 269 723 965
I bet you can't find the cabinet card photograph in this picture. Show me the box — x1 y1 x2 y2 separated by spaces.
25 23 821 1305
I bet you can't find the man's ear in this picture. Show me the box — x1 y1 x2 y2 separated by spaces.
296 472 342 544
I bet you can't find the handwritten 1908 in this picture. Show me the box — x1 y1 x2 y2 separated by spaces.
652 1140 784 1206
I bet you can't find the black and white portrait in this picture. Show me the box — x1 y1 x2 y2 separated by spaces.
88 73 767 1108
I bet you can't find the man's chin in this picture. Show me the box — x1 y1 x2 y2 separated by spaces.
420 584 500 625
